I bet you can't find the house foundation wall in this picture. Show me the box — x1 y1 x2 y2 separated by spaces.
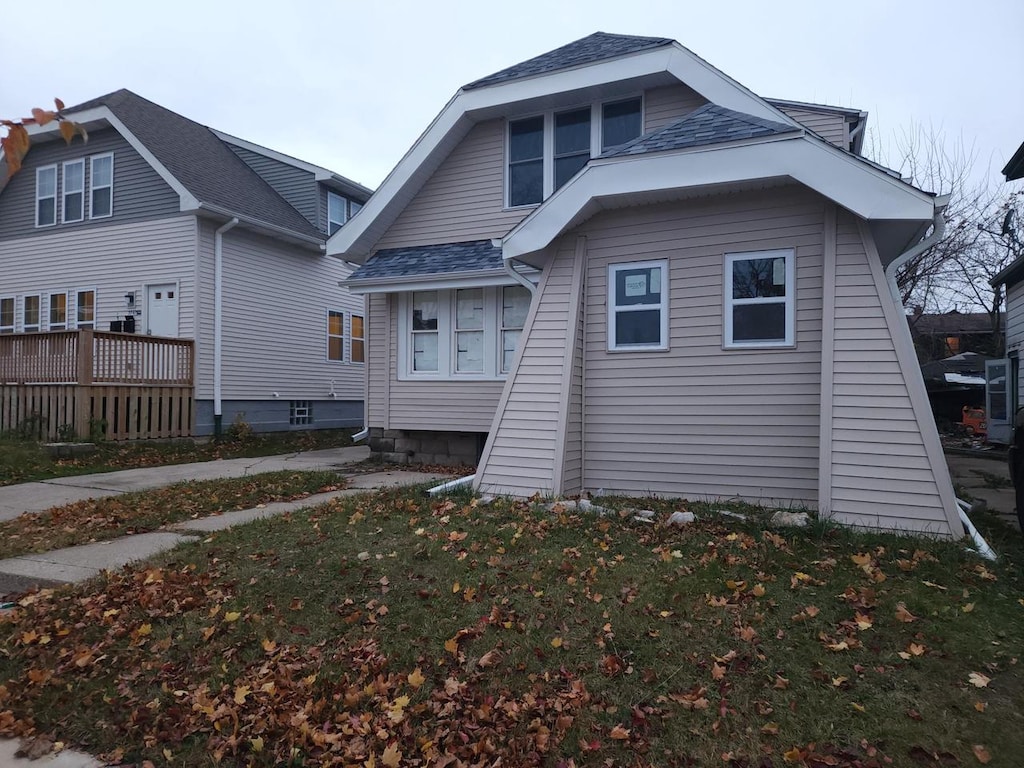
194 399 362 436
367 427 483 466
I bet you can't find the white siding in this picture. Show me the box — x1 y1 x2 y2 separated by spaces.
1005 281 1024 354
827 213 957 534
644 84 708 133
0 216 196 337
362 293 504 433
476 239 582 495
193 222 364 401
374 119 531 251
773 105 849 148
580 188 825 504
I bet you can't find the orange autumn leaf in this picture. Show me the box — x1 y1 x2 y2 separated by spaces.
31 107 57 126
609 724 631 740
381 743 402 768
407 667 425 688
972 744 992 764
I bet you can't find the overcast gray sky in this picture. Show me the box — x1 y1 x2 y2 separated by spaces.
3 0 1021 192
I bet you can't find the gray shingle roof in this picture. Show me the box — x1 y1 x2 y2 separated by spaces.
464 32 673 90
349 240 503 282
65 90 324 240
601 104 800 157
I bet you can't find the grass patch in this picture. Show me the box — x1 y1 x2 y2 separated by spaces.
0 490 1021 766
0 428 356 487
0 471 345 558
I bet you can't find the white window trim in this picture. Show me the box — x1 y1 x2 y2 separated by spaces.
73 287 97 330
89 153 114 219
505 93 644 209
723 249 796 349
22 294 42 333
62 159 85 224
351 313 366 365
327 309 346 363
35 165 57 227
47 290 70 331
607 259 670 352
398 286 526 381
0 295 15 334
327 191 348 235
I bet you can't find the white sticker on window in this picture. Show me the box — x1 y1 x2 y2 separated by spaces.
772 258 785 286
649 267 661 293
625 274 647 297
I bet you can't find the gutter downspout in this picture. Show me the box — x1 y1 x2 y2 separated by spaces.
494 239 538 296
213 218 240 438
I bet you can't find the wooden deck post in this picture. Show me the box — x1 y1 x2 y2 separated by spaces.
74 329 94 440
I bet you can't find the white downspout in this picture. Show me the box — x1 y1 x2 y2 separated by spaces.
213 218 239 438
494 239 538 296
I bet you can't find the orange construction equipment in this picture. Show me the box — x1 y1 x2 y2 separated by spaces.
961 406 987 437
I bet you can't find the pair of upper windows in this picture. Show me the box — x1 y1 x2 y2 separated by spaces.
508 97 642 207
36 154 113 227
607 250 796 352
327 191 364 236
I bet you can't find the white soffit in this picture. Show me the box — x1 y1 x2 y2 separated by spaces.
326 42 804 263
501 137 936 261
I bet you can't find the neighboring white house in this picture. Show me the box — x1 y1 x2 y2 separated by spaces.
326 32 962 537
0 90 371 435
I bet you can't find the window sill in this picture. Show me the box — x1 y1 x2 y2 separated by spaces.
607 345 670 353
398 373 508 383
722 341 796 351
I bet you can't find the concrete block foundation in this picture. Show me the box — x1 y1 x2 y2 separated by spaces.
368 428 483 466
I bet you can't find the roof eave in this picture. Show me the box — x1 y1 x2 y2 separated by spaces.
1003 140 1024 181
343 268 514 294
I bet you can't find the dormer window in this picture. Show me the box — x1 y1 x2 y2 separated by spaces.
36 166 57 227
507 96 642 208
328 191 348 235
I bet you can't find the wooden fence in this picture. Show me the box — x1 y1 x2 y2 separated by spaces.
0 330 195 441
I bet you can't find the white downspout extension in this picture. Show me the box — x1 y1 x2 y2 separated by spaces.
213 218 239 437
883 203 995 560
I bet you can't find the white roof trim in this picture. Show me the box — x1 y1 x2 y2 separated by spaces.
28 106 200 212
501 135 936 261
344 269 523 294
326 40 804 263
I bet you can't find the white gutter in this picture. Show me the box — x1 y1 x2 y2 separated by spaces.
883 196 949 304
213 218 239 437
428 474 476 495
352 427 369 443
196 203 325 250
494 239 538 296
956 498 997 561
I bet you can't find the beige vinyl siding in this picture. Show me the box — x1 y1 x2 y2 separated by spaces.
193 222 363 401
1005 281 1024 353
561 250 587 494
644 84 708 133
772 105 849 148
581 188 824 504
827 212 950 532
0 216 196 336
374 119 531 251
477 240 581 495
363 293 503 432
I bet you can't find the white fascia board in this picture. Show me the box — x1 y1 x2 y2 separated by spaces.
29 106 200 212
344 269 523 294
328 43 800 261
502 136 936 261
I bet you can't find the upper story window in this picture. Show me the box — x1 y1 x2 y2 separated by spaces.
62 160 85 223
507 96 642 207
723 249 795 348
328 191 358 236
36 166 57 227
90 154 113 218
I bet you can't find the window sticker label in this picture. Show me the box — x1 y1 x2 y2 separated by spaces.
772 258 786 286
625 273 647 297
649 267 661 294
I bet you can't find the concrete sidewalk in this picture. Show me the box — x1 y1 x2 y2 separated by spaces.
946 451 1020 532
0 445 371 522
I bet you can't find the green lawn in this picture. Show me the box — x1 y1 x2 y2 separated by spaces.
0 489 1021 766
0 471 345 559
0 428 356 487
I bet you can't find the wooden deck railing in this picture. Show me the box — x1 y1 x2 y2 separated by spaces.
0 330 195 440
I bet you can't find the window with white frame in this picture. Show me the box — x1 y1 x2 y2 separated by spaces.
608 261 669 351
351 314 365 363
48 292 68 330
327 192 348 236
500 285 530 372
36 166 57 227
76 289 95 329
349 200 363 218
327 310 345 361
723 249 795 348
90 154 113 218
23 295 41 332
508 96 642 207
0 297 14 334
402 286 531 378
62 159 85 223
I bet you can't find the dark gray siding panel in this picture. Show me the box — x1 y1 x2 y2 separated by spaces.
227 146 318 227
0 128 180 240
195 399 362 435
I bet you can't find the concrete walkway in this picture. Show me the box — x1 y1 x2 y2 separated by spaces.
946 451 1020 532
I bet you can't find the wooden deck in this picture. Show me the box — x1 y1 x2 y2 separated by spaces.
0 330 195 441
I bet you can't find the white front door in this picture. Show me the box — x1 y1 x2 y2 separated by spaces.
146 283 179 337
